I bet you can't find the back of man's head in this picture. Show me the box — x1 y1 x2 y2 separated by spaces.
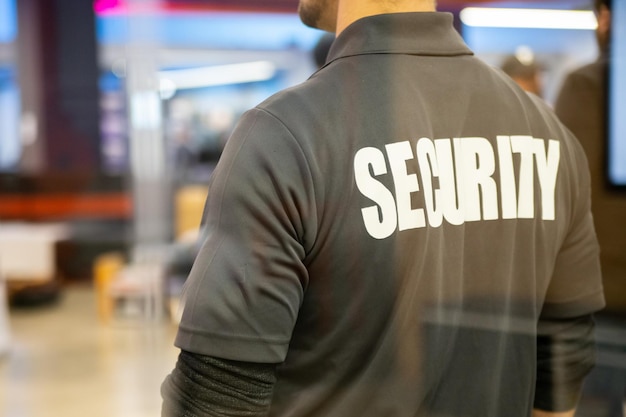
594 0 612 52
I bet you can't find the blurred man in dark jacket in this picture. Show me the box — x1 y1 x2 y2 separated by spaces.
555 1 626 415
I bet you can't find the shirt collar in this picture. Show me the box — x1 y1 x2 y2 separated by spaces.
326 12 473 64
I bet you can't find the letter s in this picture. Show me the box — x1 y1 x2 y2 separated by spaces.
354 147 397 239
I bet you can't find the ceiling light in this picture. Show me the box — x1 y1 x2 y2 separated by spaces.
158 61 277 95
460 7 598 30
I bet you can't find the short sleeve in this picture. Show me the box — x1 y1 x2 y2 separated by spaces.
175 108 316 363
542 140 605 319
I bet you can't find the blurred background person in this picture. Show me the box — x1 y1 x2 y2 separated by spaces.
556 0 626 316
500 47 543 97
555 1 626 416
556 0 611 174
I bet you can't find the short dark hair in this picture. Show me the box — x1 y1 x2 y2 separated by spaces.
500 55 539 80
313 33 335 68
594 0 612 11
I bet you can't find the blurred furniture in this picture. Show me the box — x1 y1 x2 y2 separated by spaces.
163 185 209 323
174 185 208 240
94 251 166 324
92 185 208 324
0 173 133 284
94 252 126 322
0 222 69 290
0 278 10 356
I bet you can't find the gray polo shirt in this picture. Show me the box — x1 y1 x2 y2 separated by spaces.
175 12 605 417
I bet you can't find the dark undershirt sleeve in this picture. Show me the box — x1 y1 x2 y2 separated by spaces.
534 314 597 412
161 350 278 417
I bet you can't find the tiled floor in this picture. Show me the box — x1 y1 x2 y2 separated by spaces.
0 285 179 417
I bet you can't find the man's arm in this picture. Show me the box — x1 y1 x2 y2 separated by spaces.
161 350 277 417
161 110 312 415
532 314 597 417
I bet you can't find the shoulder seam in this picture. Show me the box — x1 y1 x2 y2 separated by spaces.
253 107 318 252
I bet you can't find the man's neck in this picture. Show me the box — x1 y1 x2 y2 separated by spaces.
335 0 436 34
